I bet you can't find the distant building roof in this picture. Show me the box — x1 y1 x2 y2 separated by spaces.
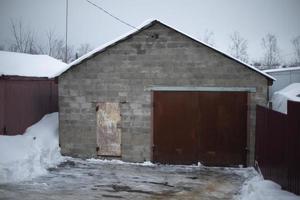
57 19 275 81
0 51 68 78
263 66 300 73
272 83 300 113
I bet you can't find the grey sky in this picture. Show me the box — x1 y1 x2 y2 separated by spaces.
0 0 299 63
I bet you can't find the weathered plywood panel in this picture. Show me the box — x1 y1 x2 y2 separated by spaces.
96 103 121 156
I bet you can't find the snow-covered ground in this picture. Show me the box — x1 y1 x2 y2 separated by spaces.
0 113 64 183
0 112 299 199
0 157 251 200
272 83 300 113
239 175 300 200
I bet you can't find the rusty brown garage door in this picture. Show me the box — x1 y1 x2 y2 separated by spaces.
153 91 247 166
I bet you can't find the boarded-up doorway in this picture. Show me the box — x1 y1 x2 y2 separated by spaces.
153 91 247 166
96 103 121 156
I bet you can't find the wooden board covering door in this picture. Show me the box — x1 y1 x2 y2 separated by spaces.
96 102 121 157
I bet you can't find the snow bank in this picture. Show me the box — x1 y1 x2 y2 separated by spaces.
86 158 155 166
86 158 204 168
239 175 300 200
272 83 300 113
0 51 68 78
0 113 63 183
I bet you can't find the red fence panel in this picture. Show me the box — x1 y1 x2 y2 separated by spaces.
256 101 300 195
255 106 288 188
0 77 58 135
286 101 300 195
0 80 4 135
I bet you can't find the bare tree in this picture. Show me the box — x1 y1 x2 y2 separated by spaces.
261 34 280 67
65 45 75 63
9 20 38 54
50 40 74 63
0 44 5 51
38 29 75 63
228 31 248 63
76 43 92 58
291 35 300 65
39 29 64 59
202 30 215 46
44 29 57 56
7 20 75 62
38 29 55 55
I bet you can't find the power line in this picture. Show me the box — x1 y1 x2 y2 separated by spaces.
85 0 138 30
65 0 68 63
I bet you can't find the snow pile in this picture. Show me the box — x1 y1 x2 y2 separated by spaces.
0 113 63 183
272 83 300 113
86 158 155 166
0 51 68 78
239 175 300 200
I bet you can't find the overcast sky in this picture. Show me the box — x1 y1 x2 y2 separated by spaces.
0 0 300 63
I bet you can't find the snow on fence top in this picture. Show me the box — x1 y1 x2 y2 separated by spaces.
55 19 275 81
272 83 300 113
0 51 68 78
263 66 300 73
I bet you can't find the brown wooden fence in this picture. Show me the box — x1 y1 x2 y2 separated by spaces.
0 76 58 135
256 101 300 195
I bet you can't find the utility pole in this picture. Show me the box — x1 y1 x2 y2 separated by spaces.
65 0 68 63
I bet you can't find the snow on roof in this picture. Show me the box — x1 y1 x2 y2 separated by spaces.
263 66 300 73
272 83 300 113
0 51 68 78
53 18 157 77
56 19 275 81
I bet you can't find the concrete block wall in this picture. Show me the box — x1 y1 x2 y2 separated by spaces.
59 22 269 165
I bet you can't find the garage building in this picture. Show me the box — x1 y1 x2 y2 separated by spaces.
58 20 274 166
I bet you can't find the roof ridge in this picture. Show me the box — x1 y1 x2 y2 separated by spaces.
55 19 275 81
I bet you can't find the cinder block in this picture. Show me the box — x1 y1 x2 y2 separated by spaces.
59 22 269 165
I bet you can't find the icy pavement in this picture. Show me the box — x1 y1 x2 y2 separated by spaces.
0 158 256 200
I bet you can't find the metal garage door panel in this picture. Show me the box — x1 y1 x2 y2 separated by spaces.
153 91 247 166
153 92 199 165
197 92 247 166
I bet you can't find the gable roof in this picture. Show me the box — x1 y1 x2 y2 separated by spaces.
0 51 68 78
56 19 275 81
